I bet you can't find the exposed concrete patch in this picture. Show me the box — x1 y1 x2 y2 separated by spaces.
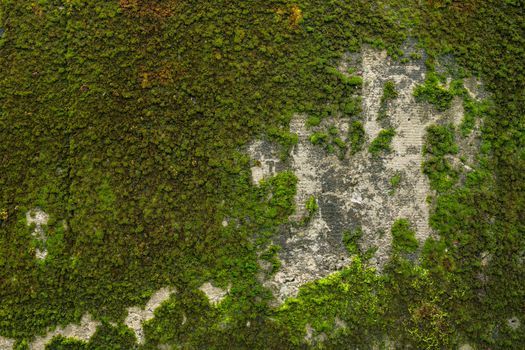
303 323 326 345
124 287 176 345
263 46 440 302
507 316 521 330
450 96 465 127
247 139 283 186
199 282 230 305
357 45 439 266
463 76 488 101
334 317 347 329
266 202 351 303
250 45 484 304
288 116 325 222
29 314 99 350
304 324 313 343
26 208 49 259
0 336 15 350
480 251 492 268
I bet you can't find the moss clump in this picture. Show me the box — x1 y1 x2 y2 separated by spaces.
343 227 363 255
383 80 399 100
310 125 347 158
343 97 361 116
369 128 396 156
422 124 459 192
389 172 402 195
413 72 454 111
391 219 418 254
348 120 365 154
378 81 398 122
260 244 282 274
275 257 383 348
306 115 321 127
305 195 318 216
309 131 329 145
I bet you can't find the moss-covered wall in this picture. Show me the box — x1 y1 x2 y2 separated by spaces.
0 0 523 348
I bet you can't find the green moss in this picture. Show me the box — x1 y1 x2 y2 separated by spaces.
390 173 401 188
391 219 418 254
45 337 89 350
305 195 318 216
333 137 346 149
389 173 402 195
309 131 329 145
306 115 321 127
260 245 282 275
369 128 396 156
422 124 459 192
348 120 365 155
267 126 299 159
413 72 454 111
343 97 361 116
461 97 493 137
275 257 383 347
383 80 398 101
0 0 523 348
343 227 363 255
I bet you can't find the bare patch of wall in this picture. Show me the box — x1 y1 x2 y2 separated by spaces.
0 336 15 350
26 208 49 259
249 45 485 304
125 287 176 345
29 314 99 350
199 282 230 305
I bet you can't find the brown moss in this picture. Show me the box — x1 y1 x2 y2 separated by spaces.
289 4 303 27
139 63 178 88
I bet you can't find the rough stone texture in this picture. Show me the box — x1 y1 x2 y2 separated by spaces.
26 208 49 259
247 139 284 186
250 45 484 304
263 114 351 303
507 316 521 330
304 323 326 345
459 344 475 350
29 314 99 350
0 336 15 350
199 282 230 305
124 287 176 345
464 77 488 101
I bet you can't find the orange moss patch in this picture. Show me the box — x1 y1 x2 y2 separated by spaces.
289 4 303 27
274 4 303 28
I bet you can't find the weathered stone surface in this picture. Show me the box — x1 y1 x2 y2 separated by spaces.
26 208 49 259
199 282 230 305
124 287 176 344
29 314 100 350
249 45 484 304
0 336 15 350
507 316 521 330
